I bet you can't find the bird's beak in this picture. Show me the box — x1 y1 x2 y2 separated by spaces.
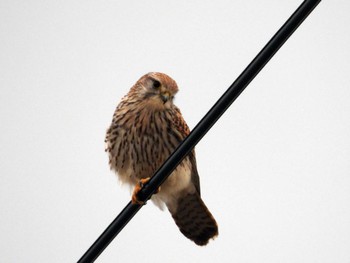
161 91 171 104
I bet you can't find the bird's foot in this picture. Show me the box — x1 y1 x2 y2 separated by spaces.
131 177 161 205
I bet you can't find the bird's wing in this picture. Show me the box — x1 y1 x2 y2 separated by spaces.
172 106 201 195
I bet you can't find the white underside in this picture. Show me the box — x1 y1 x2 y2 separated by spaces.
117 158 193 212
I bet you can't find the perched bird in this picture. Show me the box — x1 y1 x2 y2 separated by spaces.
105 72 218 246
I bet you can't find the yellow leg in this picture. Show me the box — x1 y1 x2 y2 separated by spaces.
131 177 161 205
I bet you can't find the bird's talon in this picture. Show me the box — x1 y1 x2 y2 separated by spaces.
131 177 161 205
132 177 151 205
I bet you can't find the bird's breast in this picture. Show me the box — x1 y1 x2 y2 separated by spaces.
106 108 185 185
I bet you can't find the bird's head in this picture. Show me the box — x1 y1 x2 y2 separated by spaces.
131 72 179 110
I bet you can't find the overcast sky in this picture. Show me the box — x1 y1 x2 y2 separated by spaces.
1 1 350 262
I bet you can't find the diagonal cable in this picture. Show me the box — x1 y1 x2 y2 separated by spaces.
78 1 321 262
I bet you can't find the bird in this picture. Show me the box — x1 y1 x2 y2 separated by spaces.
105 72 218 246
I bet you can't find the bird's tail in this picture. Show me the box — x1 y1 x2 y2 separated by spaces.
169 192 218 246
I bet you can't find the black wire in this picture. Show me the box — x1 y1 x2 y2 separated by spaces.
78 0 321 262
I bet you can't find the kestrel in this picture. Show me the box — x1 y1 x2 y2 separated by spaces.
105 72 218 246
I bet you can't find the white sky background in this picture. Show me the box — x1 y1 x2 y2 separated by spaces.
1 0 350 262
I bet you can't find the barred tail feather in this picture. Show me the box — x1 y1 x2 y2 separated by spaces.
169 192 218 246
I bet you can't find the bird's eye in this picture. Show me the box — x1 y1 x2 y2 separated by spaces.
153 80 161 89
